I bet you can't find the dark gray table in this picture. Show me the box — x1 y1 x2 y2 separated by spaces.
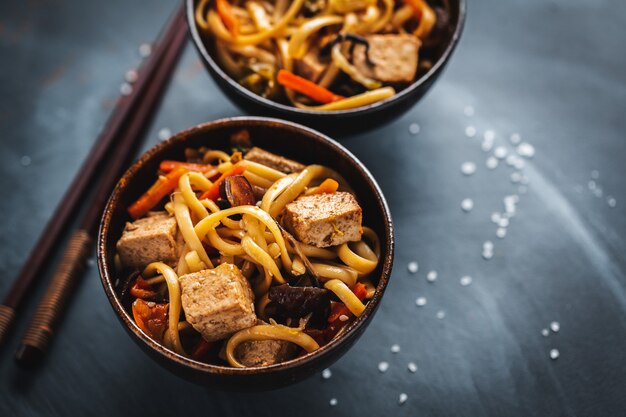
1 1 625 416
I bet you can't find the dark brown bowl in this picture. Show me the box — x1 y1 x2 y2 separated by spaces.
186 0 466 134
98 117 394 390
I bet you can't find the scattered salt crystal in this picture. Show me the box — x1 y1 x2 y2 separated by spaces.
461 161 477 176
588 180 596 190
491 212 502 224
510 133 522 144
499 218 510 228
463 105 475 116
465 126 477 138
139 43 152 57
461 198 474 212
506 154 517 166
591 170 599 179
483 241 494 251
415 297 427 306
593 187 603 198
20 155 32 167
409 123 420 134
322 369 332 379
514 159 525 170
607 196 617 207
436 310 446 319
516 142 535 158
378 361 389 372
125 69 138 83
549 349 560 360
520 175 530 185
460 276 472 286
391 344 400 353
158 128 172 141
541 328 549 337
496 228 507 238
481 139 494 152
399 393 408 405
494 146 508 159
550 321 560 333
483 130 495 141
426 270 438 282
511 172 522 184
120 82 133 96
486 156 498 169
408 261 419 274
408 362 418 373
482 250 493 260
338 314 349 322
329 398 338 406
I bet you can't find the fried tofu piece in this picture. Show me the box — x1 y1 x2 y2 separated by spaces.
234 338 299 367
116 211 181 269
352 34 421 84
179 264 256 342
244 147 305 174
295 47 328 83
281 192 363 248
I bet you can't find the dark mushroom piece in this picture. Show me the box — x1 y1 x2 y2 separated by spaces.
219 175 256 207
269 284 331 325
277 223 321 288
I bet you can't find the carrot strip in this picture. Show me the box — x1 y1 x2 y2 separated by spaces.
199 162 246 201
216 0 240 36
132 299 169 341
277 70 344 104
312 178 339 194
128 166 188 219
159 160 214 173
327 283 367 323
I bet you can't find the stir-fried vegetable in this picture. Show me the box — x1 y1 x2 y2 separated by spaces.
277 70 344 104
159 160 214 173
132 299 169 341
215 0 240 36
128 166 188 219
199 162 246 201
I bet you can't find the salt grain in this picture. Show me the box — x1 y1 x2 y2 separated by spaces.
486 156 498 169
491 212 502 224
338 314 349 322
465 126 477 138
378 361 389 373
588 180 597 190
460 276 472 286
139 43 152 57
329 398 338 406
516 142 535 158
549 349 560 360
461 198 474 212
461 161 477 176
426 270 438 282
494 146 508 159
482 250 494 260
496 227 507 238
408 261 419 273
391 344 401 353
607 196 617 207
436 310 446 319
510 133 522 144
415 297 427 306
322 369 332 379
158 128 172 141
481 139 494 152
408 362 418 373
125 69 139 83
550 321 560 333
511 172 522 184
20 155 32 167
409 123 420 134
499 218 510 228
483 130 495 141
541 328 549 337
399 393 408 405
120 82 133 96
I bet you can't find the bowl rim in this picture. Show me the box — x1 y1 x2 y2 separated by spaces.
185 0 467 116
98 116 395 376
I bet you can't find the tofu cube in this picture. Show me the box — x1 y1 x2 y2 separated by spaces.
352 34 421 84
116 211 181 269
179 264 256 342
234 339 298 367
244 147 305 174
281 192 363 248
295 47 328 83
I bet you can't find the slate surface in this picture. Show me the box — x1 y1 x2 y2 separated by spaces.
1 0 625 416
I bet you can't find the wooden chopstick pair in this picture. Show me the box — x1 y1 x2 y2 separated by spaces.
0 4 188 367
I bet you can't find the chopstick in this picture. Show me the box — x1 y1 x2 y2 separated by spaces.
3 5 188 366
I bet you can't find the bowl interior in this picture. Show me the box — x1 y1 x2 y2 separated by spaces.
186 0 466 117
98 117 394 380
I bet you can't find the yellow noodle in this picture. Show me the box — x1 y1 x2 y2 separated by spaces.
225 324 319 368
288 15 343 59
331 44 381 90
256 293 271 321
414 0 437 39
241 236 285 284
207 228 245 255
143 262 185 355
269 165 327 217
337 241 378 274
202 199 242 230
291 256 306 276
243 170 275 188
176 244 190 276
179 173 210 220
242 160 286 182
267 242 281 259
261 173 297 213
184 251 208 273
246 1 272 31
360 277 376 299
367 0 393 33
203 149 231 164
362 226 381 258
173 193 214 268
299 87 395 111
324 279 366 316
312 263 358 286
